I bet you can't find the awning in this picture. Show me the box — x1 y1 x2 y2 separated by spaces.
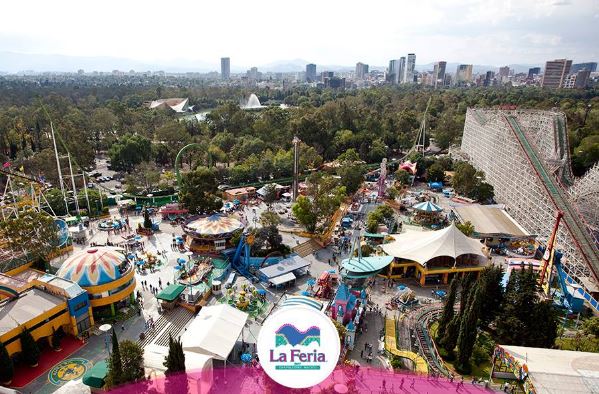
363 232 385 238
259 255 310 279
156 284 185 302
342 256 394 274
82 361 107 389
181 304 248 361
270 271 296 286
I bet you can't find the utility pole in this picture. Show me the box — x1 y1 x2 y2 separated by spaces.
292 136 301 202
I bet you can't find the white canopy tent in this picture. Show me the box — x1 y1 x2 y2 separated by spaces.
382 223 486 266
181 304 248 361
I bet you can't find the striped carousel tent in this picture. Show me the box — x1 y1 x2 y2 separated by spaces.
57 247 127 287
183 214 244 239
413 201 443 213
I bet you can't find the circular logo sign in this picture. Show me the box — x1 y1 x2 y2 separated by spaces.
48 358 91 385
257 305 340 388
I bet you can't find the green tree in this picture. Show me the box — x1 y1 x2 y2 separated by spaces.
262 184 278 207
456 221 475 236
143 207 152 229
124 161 161 194
164 334 187 393
427 163 445 182
107 329 123 387
437 277 459 342
0 209 58 265
0 341 14 383
395 169 411 185
20 328 40 366
260 211 281 227
456 285 483 372
254 225 283 251
478 265 505 326
337 163 366 194
474 182 494 203
119 340 145 384
178 167 223 214
108 134 152 172
387 186 399 200
154 122 191 166
582 317 599 337
292 196 318 233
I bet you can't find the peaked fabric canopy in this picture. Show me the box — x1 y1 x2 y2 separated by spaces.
341 256 394 274
382 223 485 266
413 201 443 212
181 304 248 361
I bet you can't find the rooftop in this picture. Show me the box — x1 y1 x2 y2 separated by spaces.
500 345 599 394
453 205 529 238
0 288 65 335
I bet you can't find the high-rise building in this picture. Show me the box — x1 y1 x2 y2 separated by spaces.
355 62 369 79
247 67 260 81
321 71 334 82
433 61 447 88
498 66 510 78
388 58 405 84
564 69 591 89
528 67 541 79
403 53 416 83
570 62 597 74
306 63 317 82
483 71 495 87
541 59 572 88
221 57 230 80
455 64 473 85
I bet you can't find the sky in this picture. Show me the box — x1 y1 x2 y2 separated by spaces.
1 0 598 70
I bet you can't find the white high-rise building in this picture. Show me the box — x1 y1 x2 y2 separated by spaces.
403 53 416 83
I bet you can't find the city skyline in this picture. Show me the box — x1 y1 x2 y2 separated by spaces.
1 0 597 70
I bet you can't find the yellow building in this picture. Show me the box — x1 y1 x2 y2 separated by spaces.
381 223 489 286
0 270 93 357
56 247 136 318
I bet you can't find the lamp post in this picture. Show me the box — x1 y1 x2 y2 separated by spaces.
292 136 301 202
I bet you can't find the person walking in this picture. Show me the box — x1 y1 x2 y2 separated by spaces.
410 378 415 389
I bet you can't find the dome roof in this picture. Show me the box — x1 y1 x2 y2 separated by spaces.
184 214 243 236
57 247 127 287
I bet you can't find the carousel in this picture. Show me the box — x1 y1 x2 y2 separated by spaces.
182 214 244 254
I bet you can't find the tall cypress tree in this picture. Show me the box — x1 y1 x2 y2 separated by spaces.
164 334 188 393
441 274 474 354
108 328 123 387
456 284 484 372
20 329 40 366
478 265 504 326
0 341 14 383
437 277 459 341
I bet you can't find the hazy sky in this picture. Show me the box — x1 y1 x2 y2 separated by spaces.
1 0 598 68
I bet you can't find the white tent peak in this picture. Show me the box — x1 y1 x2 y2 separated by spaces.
382 222 486 266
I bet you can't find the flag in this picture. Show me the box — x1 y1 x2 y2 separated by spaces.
2 162 10 168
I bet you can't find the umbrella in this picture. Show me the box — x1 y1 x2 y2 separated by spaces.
98 324 112 332
176 236 183 241
177 258 186 264
307 278 316 286
300 291 310 296
233 199 241 205
134 235 142 241
177 239 184 244
173 265 182 271
240 353 252 363
127 254 135 260
185 251 193 256
413 201 443 213
328 269 336 274
256 289 266 295
435 290 447 297
398 285 407 291
136 260 145 266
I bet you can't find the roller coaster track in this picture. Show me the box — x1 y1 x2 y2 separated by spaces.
504 115 599 285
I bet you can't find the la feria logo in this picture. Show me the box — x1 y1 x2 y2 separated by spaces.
257 305 340 388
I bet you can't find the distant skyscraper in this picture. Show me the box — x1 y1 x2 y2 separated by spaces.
570 62 597 74
247 67 259 80
306 63 317 82
498 66 510 78
355 62 369 79
484 71 495 87
398 57 405 84
388 58 404 84
403 53 416 84
221 57 230 80
528 67 541 79
564 69 591 89
455 64 473 84
541 59 572 88
433 61 447 88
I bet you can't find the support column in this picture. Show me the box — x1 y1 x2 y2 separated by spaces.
419 273 426 286
442 273 449 284
110 303 116 316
